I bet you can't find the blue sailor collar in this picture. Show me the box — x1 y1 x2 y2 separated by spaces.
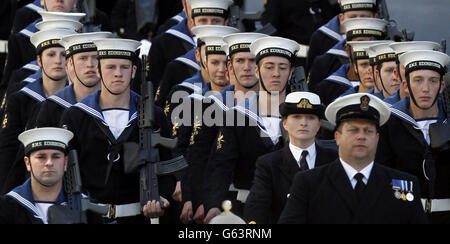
340 85 359 98
211 84 235 111
74 89 139 125
6 178 66 223
48 84 79 109
372 90 385 99
19 78 47 102
23 60 41 73
165 18 196 46
25 0 44 12
384 90 401 106
390 97 447 127
326 39 348 58
22 70 42 84
178 72 206 94
318 15 345 41
175 48 200 71
19 19 41 38
324 64 358 87
171 11 186 23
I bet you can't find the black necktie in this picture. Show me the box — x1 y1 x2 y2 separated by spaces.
354 173 366 202
299 150 309 171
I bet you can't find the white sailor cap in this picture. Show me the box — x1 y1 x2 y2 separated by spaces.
341 17 388 41
347 40 386 60
93 38 141 61
19 127 74 156
325 93 391 127
191 25 239 46
202 36 227 55
280 92 325 118
250 36 309 64
340 0 377 12
38 11 86 22
389 41 441 55
368 43 396 64
223 33 268 57
30 28 77 54
399 50 450 76
60 32 113 57
208 201 246 224
187 0 233 18
35 19 82 32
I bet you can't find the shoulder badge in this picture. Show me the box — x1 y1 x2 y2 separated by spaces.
216 132 224 151
189 117 201 145
2 114 7 129
172 122 179 137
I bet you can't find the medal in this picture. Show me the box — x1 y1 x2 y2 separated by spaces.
406 193 414 202
392 180 402 199
394 190 402 199
401 192 406 201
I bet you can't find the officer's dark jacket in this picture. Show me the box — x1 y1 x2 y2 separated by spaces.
244 143 338 224
278 160 427 224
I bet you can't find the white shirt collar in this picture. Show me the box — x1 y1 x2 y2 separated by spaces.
339 158 374 189
289 142 317 169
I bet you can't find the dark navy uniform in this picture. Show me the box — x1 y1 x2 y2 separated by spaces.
306 15 344 72
244 143 338 224
59 90 177 224
278 160 427 224
383 89 401 105
376 98 450 224
204 94 286 214
148 18 195 92
308 39 349 94
156 11 186 36
316 63 358 106
155 48 200 107
10 0 43 34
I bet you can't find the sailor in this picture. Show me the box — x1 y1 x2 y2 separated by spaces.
367 43 400 99
59 38 177 224
0 127 77 224
244 92 338 224
307 0 378 73
148 0 232 93
0 28 75 193
384 41 441 105
313 17 388 106
376 50 450 224
279 93 427 224
203 36 308 223
35 31 112 127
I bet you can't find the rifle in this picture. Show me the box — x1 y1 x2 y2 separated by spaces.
47 150 109 224
123 55 188 224
76 0 101 32
377 0 414 41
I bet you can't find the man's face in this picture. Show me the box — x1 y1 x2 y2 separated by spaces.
229 52 258 88
41 0 77 12
377 61 401 97
205 54 229 88
70 51 100 87
98 59 136 95
406 69 443 109
255 56 292 93
25 149 67 187
193 16 226 26
283 114 321 142
340 10 375 28
335 120 379 163
355 59 374 90
38 47 67 81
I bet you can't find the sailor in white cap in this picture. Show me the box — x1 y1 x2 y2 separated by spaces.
307 0 378 73
384 41 441 105
0 127 74 224
35 32 112 128
148 0 232 94
312 17 388 107
279 93 427 224
376 50 450 223
367 43 401 99
180 32 266 224
244 92 338 224
59 38 176 224
340 41 386 98
156 25 238 108
0 28 75 192
203 36 307 224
